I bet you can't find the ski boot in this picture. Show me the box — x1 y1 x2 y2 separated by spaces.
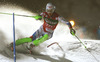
26 44 35 54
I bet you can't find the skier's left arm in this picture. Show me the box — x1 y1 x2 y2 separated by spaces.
58 16 76 36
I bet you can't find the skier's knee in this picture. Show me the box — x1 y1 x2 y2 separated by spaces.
47 34 53 39
33 34 49 46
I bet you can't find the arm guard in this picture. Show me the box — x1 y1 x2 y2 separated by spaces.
34 15 42 20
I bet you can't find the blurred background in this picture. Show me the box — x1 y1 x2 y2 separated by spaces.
0 0 100 39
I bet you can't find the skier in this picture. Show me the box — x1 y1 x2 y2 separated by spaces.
10 3 76 53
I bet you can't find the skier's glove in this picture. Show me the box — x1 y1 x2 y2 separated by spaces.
70 28 76 36
34 15 42 20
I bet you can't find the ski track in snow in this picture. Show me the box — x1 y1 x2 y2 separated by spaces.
0 5 100 62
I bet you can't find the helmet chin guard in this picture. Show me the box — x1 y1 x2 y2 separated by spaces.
46 3 56 14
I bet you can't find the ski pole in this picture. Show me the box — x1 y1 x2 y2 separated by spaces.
74 35 99 62
0 12 42 20
0 12 34 18
74 35 87 48
13 13 16 62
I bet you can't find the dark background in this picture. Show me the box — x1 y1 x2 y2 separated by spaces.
0 0 100 39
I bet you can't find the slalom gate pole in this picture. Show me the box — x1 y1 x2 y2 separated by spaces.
75 35 99 62
47 42 64 52
13 13 16 62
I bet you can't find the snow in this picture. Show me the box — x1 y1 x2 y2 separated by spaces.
0 5 100 62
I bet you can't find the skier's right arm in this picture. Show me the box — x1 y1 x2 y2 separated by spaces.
34 15 42 20
34 12 46 20
34 12 45 20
